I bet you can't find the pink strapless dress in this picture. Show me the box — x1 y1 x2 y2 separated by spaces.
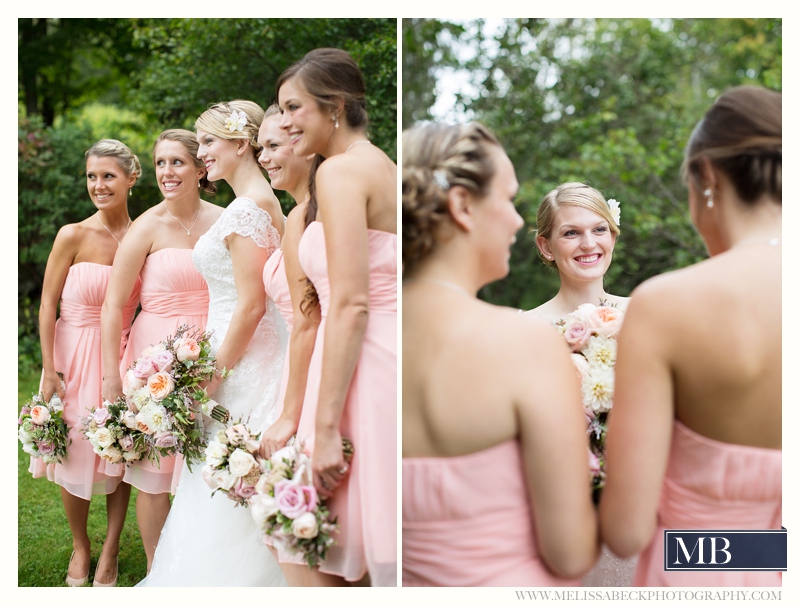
293 222 397 586
120 248 209 495
403 440 581 587
634 420 782 586
29 263 140 499
263 248 293 412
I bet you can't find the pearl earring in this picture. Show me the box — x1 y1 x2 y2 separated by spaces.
704 188 713 208
332 113 339 129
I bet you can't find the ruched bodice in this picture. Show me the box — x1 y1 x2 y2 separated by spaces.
263 248 293 330
298 222 397 315
403 440 578 587
59 263 139 329
139 248 209 316
635 420 782 586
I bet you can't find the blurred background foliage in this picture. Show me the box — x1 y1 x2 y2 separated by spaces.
18 18 397 375
401 18 781 308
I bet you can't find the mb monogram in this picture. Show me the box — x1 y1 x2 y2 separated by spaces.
664 529 787 572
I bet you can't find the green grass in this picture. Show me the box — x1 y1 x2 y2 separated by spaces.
18 371 148 586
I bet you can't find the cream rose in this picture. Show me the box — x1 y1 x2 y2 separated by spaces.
228 449 257 477
291 512 319 539
95 427 114 449
204 440 228 468
174 337 201 362
147 371 175 401
123 369 145 396
122 410 138 429
215 470 237 491
270 445 298 466
102 445 123 464
249 494 280 527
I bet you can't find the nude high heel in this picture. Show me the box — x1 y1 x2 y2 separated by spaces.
92 559 118 587
65 551 89 587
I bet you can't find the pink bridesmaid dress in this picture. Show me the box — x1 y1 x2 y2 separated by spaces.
403 440 581 587
29 262 140 499
634 420 782 586
119 248 209 495
294 222 397 586
263 247 293 411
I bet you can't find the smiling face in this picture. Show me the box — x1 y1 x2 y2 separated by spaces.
86 156 135 210
257 114 312 198
195 130 241 182
472 145 524 283
154 139 205 200
277 76 335 157
539 204 616 282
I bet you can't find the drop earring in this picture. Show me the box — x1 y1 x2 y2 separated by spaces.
332 113 339 129
704 188 713 208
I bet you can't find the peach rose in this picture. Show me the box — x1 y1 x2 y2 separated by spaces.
30 405 51 425
592 305 624 338
174 337 201 362
147 371 174 401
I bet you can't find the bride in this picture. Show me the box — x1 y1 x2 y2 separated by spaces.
138 99 287 586
523 182 635 587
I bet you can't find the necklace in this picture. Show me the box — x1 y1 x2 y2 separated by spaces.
406 277 473 297
345 140 371 153
95 214 131 246
165 201 201 235
732 237 781 248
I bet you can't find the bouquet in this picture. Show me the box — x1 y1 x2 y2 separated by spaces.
81 398 148 465
249 437 355 568
202 420 264 507
84 325 230 470
555 301 625 495
18 384 70 464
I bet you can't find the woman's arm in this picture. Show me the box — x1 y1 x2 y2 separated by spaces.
516 319 600 578
39 225 80 401
100 219 151 402
311 160 371 497
203 232 269 396
259 207 320 457
599 280 674 558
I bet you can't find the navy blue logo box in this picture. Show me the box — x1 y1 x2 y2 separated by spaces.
664 528 786 571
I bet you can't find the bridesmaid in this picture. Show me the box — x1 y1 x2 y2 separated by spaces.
100 129 222 572
600 86 781 586
402 122 598 586
32 139 141 587
276 47 397 587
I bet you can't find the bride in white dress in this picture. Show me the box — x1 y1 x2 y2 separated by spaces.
138 100 287 587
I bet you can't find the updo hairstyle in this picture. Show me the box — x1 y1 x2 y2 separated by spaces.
535 183 620 269
276 48 368 132
683 85 781 205
402 122 501 274
85 139 142 183
194 99 265 160
153 129 217 195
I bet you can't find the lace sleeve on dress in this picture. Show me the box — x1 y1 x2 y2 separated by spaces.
218 197 281 255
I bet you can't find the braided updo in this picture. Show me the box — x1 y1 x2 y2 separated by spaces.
402 122 500 273
683 85 781 204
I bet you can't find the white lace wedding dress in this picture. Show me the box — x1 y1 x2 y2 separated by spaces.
137 197 288 587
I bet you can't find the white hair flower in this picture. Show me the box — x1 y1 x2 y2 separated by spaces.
607 199 621 226
224 109 247 132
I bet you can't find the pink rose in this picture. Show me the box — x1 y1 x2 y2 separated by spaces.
132 356 159 380
151 350 174 373
92 407 110 427
118 434 134 451
153 431 178 449
30 405 51 425
233 478 257 500
274 479 318 519
564 320 593 353
122 370 145 396
174 337 201 362
592 306 625 338
37 440 55 455
147 372 174 401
